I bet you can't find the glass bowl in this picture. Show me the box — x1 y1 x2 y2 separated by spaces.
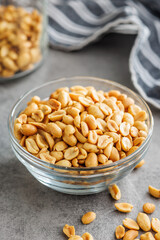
8 77 153 195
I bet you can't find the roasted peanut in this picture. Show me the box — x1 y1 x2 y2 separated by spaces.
115 203 133 212
20 124 37 136
123 218 139 230
85 153 98 167
137 212 151 231
81 212 96 224
109 184 121 200
149 185 160 198
143 203 155 214
123 230 138 240
140 232 155 240
151 218 160 233
63 224 75 238
115 225 125 239
82 232 93 240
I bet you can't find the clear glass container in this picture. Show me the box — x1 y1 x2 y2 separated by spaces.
8 77 154 195
0 0 48 82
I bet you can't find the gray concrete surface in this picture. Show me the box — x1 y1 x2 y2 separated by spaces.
0 34 160 240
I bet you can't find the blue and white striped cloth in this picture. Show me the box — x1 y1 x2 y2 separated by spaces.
48 0 160 109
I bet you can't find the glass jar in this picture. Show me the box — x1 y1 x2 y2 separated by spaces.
0 0 48 81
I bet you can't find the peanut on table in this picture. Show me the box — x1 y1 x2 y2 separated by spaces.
14 86 148 168
0 5 42 77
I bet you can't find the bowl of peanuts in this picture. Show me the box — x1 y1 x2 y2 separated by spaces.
0 1 48 81
8 77 153 195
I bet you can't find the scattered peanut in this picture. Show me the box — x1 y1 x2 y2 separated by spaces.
149 186 160 199
123 218 139 230
82 232 94 240
151 218 160 233
109 184 121 200
143 203 155 214
137 213 151 232
81 212 96 225
140 232 155 240
63 224 75 238
135 160 145 169
115 203 133 213
115 225 125 239
123 230 138 240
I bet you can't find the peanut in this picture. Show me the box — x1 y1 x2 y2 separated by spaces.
137 212 151 231
151 218 160 232
81 212 96 224
140 232 155 240
123 218 139 230
149 185 160 198
115 225 125 239
115 203 133 213
123 230 138 240
63 224 75 238
109 184 121 200
82 232 93 240
143 203 155 214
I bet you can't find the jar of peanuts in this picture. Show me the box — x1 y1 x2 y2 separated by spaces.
0 0 48 80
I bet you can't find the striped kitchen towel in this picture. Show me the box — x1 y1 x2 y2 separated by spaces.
48 0 160 109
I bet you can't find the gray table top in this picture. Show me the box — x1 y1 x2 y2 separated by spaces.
0 34 159 240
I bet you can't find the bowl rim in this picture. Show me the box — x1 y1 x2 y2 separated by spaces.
8 76 154 173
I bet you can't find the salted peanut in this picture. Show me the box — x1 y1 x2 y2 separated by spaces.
14 123 23 140
63 115 74 125
140 232 155 240
111 111 123 126
64 125 75 136
78 160 85 165
148 185 160 198
123 112 134 125
107 120 119 132
128 104 141 116
69 92 82 101
130 126 139 138
50 151 63 161
127 146 139 156
138 130 147 138
48 110 65 121
29 122 47 131
96 118 107 132
85 114 97 130
48 98 61 111
121 137 132 152
56 121 66 131
81 122 89 137
123 230 138 240
115 203 133 212
64 147 79 160
58 91 69 108
87 105 104 119
83 143 98 153
123 218 139 230
36 134 48 149
47 123 62 138
68 235 83 240
77 142 83 148
63 134 77 146
78 96 93 107
97 154 108 164
122 97 134 109
120 122 130 136
74 115 81 128
81 211 96 225
72 158 79 167
116 137 121 151
117 101 125 112
88 130 98 144
108 90 120 98
134 110 147 121
17 52 31 69
151 218 160 233
54 141 68 151
104 132 119 143
115 225 125 239
99 103 112 115
56 160 71 167
19 135 26 147
135 160 145 169
28 96 40 105
63 224 75 238
103 99 119 111
24 102 38 116
155 232 160 240
75 128 87 143
133 137 145 146
67 107 80 118
85 153 98 167
77 148 87 160
31 109 44 122
134 121 148 132
20 124 37 136
16 114 27 124
97 135 113 149
143 203 155 214
39 152 56 164
39 130 54 151
72 101 85 112
2 57 18 71
110 147 119 162
25 137 39 154
119 151 126 159
71 85 87 92
109 184 121 200
137 213 151 231
104 142 113 158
